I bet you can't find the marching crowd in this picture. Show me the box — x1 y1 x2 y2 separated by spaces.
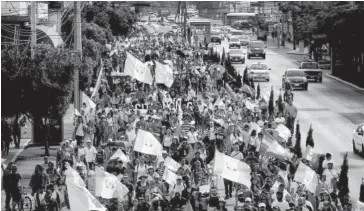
2 27 361 211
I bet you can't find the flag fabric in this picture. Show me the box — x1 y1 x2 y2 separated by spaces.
249 122 262 134
82 92 96 109
66 179 106 211
213 150 251 187
275 124 291 142
134 129 163 156
294 162 319 194
303 145 315 161
266 141 294 161
245 100 256 111
64 166 86 187
259 130 276 153
91 62 104 98
109 149 129 163
124 52 153 85
163 168 178 185
95 166 129 199
164 156 181 172
355 200 364 211
155 61 174 87
74 109 81 117
225 83 236 100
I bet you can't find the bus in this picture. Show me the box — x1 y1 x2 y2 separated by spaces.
226 13 256 25
188 19 211 44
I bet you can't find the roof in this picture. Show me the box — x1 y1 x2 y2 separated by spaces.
226 13 256 17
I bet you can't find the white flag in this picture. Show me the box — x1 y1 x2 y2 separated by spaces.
303 145 315 161
66 179 106 211
155 61 174 87
64 166 86 187
95 167 129 199
109 149 129 163
213 150 251 187
124 52 153 84
91 61 104 98
275 124 291 142
294 162 319 194
164 156 181 172
163 168 178 185
134 129 163 156
82 92 96 109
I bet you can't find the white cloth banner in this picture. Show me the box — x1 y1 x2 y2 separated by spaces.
134 129 163 156
64 166 86 187
213 150 251 187
275 124 291 142
82 92 96 109
124 52 153 85
163 168 178 185
155 61 174 87
303 145 314 161
109 149 129 163
164 156 181 172
294 162 319 194
95 167 129 199
66 179 106 211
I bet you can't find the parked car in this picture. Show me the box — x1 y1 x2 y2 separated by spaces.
248 62 270 82
282 69 308 91
353 123 364 156
247 41 266 59
228 48 245 64
299 62 323 83
229 38 241 49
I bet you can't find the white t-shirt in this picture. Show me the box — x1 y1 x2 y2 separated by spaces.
84 146 97 162
275 117 286 124
271 200 290 211
187 131 198 144
126 129 136 143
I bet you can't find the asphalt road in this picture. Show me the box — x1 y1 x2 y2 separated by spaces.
217 38 364 204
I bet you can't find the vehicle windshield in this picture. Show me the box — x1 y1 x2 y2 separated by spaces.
230 38 239 42
250 42 264 48
287 70 306 77
211 37 221 42
239 36 249 40
250 64 268 70
301 62 319 69
229 50 242 54
232 31 244 36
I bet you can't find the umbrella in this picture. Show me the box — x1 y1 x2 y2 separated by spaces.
208 64 225 74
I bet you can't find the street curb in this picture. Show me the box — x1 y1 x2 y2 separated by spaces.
325 73 364 93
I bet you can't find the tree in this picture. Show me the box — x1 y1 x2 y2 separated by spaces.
278 93 284 113
2 44 80 155
221 47 225 65
250 78 255 91
294 121 302 158
268 87 274 117
243 67 250 85
256 83 261 99
306 124 315 148
338 153 350 206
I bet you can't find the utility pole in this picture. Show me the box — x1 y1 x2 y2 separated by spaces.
30 2 36 59
74 1 82 111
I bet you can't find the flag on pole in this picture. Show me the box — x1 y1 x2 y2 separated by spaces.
95 167 129 199
303 145 315 161
91 61 104 98
294 162 319 194
213 150 251 187
124 52 153 85
134 129 163 156
109 149 129 163
266 141 294 160
275 124 291 142
164 156 181 172
64 166 86 187
66 179 106 211
155 61 174 87
163 168 178 185
82 92 96 109
259 130 276 153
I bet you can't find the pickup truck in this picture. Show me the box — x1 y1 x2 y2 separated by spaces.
298 62 323 83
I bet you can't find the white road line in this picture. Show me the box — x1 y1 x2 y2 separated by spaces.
314 116 319 120
333 96 338 100
335 132 341 137
356 109 361 113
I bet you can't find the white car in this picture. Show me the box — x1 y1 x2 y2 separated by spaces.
353 123 364 156
229 38 240 49
248 62 271 82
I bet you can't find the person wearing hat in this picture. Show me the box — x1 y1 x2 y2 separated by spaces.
146 165 159 182
171 176 186 198
135 174 148 199
322 160 339 193
258 202 267 211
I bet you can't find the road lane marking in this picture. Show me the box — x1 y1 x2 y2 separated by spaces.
333 96 338 100
335 132 341 137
